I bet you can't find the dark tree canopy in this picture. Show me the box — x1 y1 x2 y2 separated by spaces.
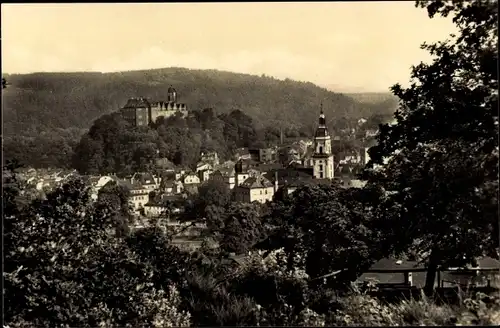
262 184 382 287
364 0 498 294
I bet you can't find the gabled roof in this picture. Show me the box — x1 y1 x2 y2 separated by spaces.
132 172 157 185
114 178 144 191
123 97 150 108
215 167 235 177
238 175 273 189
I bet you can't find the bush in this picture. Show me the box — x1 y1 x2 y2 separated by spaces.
328 288 500 326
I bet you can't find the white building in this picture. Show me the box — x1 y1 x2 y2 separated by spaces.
311 109 334 180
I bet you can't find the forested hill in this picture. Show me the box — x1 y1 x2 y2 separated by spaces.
344 92 398 105
3 67 396 136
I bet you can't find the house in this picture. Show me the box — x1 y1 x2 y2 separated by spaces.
200 151 220 166
182 172 201 194
158 171 183 194
144 200 169 217
258 146 278 163
110 179 150 213
198 168 213 182
234 148 253 161
278 144 303 165
264 166 313 195
356 257 500 290
161 180 182 194
196 162 213 173
175 170 187 181
234 159 260 188
211 167 236 189
183 172 200 185
233 175 275 203
131 172 159 191
89 175 115 200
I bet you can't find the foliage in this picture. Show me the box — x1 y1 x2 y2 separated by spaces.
363 0 499 294
219 202 266 255
4 68 396 169
96 181 134 237
183 175 232 222
3 171 190 327
3 68 395 137
262 184 382 287
71 106 263 174
3 129 83 169
329 288 500 326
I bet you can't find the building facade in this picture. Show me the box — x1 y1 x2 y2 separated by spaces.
120 86 188 127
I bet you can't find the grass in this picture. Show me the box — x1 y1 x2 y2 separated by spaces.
329 285 500 326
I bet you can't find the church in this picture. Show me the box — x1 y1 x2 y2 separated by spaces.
232 107 336 202
310 107 335 180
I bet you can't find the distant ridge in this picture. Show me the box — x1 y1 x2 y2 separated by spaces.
3 67 397 136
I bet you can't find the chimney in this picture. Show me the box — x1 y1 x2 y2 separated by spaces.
280 127 284 145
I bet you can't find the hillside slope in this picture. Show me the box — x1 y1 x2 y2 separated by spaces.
3 68 396 136
345 92 398 105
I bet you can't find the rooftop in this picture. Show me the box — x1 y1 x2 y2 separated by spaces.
238 175 273 189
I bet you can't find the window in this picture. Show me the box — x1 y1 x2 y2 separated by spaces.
265 189 268 194
319 164 323 171
319 146 323 154
320 172 324 179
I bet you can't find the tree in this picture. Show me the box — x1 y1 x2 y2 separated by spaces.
262 184 381 287
4 178 191 327
97 182 135 237
183 178 231 224
364 0 498 295
220 203 266 255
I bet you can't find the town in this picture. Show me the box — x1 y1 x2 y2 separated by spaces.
14 85 374 224
3 1 499 327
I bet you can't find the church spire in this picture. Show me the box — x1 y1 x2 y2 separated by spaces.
319 103 326 127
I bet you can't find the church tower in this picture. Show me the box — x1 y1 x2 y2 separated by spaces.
167 86 177 103
312 105 334 180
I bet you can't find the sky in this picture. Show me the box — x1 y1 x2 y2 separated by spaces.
1 2 457 93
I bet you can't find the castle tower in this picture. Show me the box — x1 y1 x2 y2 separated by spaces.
167 86 177 103
311 105 334 180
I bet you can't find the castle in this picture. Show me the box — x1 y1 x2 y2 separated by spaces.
120 86 188 127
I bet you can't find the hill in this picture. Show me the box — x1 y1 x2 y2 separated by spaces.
345 92 398 105
2 68 396 137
